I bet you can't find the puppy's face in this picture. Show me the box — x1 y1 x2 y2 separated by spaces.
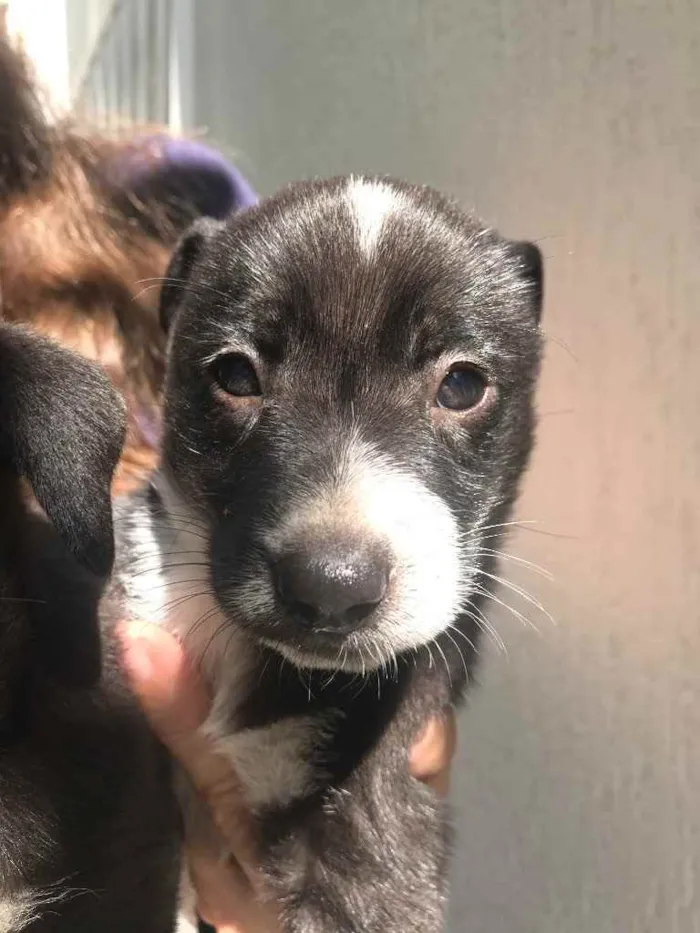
160 176 542 671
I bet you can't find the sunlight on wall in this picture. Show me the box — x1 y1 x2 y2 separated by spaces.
4 0 70 116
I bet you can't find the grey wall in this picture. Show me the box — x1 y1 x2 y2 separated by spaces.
65 0 115 94
189 3 700 931
68 0 175 128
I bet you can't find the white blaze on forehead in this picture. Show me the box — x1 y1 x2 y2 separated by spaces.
266 438 467 664
346 177 400 257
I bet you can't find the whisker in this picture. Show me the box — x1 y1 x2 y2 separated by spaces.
258 652 274 685
298 667 314 703
472 547 553 580
472 585 540 635
146 517 210 544
125 562 211 579
277 653 288 688
448 624 478 655
131 576 209 593
200 618 233 667
0 596 46 604
434 640 452 690
459 518 575 542
463 602 507 654
475 570 556 627
132 276 234 306
160 589 215 614
445 629 470 685
464 519 540 537
124 546 207 559
187 607 221 644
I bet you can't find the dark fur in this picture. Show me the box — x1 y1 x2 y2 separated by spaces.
126 175 544 932
0 323 180 931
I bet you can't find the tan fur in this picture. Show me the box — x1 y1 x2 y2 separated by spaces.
0 162 169 493
0 40 196 496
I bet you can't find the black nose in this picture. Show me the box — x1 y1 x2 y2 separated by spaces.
272 544 389 631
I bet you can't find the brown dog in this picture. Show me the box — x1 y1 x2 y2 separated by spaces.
0 36 255 496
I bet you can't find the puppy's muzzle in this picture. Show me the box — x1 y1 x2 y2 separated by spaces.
271 541 390 635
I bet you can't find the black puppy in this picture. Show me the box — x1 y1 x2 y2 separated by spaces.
0 323 180 932
118 175 543 932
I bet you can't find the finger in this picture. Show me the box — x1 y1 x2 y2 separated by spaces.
408 710 457 796
119 623 262 876
119 622 240 803
189 850 282 933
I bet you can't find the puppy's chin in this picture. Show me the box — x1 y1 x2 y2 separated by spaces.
216 598 385 672
260 637 365 673
258 632 394 674
233 606 454 673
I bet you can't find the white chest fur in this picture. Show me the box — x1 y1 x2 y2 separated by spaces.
118 486 320 812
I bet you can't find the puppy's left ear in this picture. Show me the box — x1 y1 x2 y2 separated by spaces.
0 324 125 577
510 241 544 321
159 217 225 332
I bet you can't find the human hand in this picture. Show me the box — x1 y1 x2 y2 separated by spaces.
121 623 457 932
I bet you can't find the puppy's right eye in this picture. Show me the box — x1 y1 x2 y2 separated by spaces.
211 354 262 397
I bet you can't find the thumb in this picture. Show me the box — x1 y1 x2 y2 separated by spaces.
119 622 261 877
119 622 235 795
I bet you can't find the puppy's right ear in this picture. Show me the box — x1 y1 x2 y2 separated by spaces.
160 217 225 332
509 240 544 322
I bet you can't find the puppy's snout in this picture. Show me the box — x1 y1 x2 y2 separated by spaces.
272 543 389 633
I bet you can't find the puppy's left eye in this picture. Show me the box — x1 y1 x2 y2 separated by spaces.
211 354 262 397
435 365 488 411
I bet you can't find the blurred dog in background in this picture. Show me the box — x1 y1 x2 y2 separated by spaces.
0 34 256 495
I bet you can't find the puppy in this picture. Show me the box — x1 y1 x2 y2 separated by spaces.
0 322 181 932
118 175 543 932
0 35 256 497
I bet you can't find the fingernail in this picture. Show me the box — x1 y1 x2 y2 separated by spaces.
120 633 156 686
411 718 438 757
117 623 186 711
117 621 162 681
